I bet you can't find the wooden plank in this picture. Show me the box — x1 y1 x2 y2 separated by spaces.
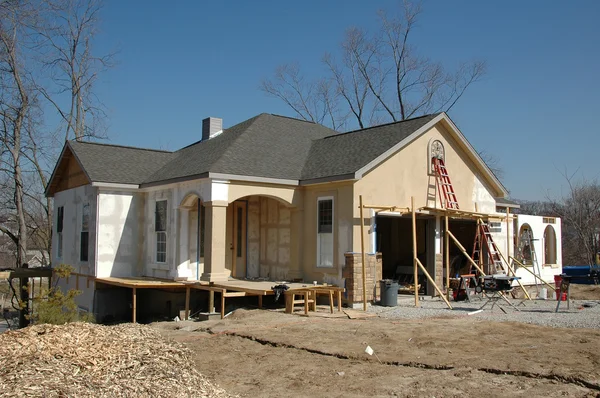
0 271 11 279
329 290 334 314
132 287 137 323
445 215 450 301
223 291 249 297
258 295 263 308
304 292 309 314
416 258 452 309
412 196 419 307
184 287 190 320
448 231 485 275
359 195 368 311
337 291 342 312
75 274 79 290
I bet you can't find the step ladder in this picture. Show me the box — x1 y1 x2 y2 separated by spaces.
432 157 459 210
471 220 506 275
517 227 541 293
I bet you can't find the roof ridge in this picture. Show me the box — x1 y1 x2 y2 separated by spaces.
326 113 439 139
176 113 265 152
269 114 317 124
69 140 172 153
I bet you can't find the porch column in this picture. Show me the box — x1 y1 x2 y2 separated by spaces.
201 201 230 282
176 207 191 278
288 207 304 280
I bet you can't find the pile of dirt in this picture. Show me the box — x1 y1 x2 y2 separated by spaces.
0 322 231 397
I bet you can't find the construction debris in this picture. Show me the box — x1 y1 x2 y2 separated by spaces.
0 322 231 398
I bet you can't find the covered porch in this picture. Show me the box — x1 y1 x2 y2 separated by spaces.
175 188 305 283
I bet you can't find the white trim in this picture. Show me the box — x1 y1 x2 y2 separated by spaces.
92 182 140 190
316 196 334 268
208 173 299 186
155 199 168 264
354 113 508 197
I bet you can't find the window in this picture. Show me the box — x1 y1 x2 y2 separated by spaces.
488 221 502 233
317 198 334 267
199 202 205 258
155 200 167 263
80 204 89 262
57 206 64 259
543 217 556 224
544 225 557 266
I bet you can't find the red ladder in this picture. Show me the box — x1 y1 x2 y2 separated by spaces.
471 220 505 275
432 157 459 210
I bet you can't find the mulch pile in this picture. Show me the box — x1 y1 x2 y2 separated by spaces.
0 322 231 397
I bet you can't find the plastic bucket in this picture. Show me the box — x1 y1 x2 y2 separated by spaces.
539 288 547 300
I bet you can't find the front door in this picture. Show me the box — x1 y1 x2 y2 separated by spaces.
232 201 247 278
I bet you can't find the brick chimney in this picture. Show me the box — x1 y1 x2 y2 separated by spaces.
202 117 223 140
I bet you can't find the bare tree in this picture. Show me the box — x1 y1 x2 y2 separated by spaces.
548 171 600 266
262 1 486 130
0 0 37 267
38 0 114 142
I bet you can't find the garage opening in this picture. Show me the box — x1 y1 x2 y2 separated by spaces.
376 215 434 295
445 219 477 276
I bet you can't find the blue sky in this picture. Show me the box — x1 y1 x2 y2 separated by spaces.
90 0 599 201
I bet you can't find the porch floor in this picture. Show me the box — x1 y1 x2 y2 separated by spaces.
92 276 343 322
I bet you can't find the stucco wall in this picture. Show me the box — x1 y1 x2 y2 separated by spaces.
301 182 354 285
96 191 143 278
353 123 500 253
514 214 562 285
52 185 97 275
144 188 174 279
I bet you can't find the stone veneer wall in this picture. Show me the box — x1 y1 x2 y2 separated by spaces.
343 252 382 305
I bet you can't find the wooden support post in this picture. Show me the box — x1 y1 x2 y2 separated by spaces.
221 289 226 319
416 258 452 309
258 295 263 309
411 197 419 307
132 287 137 323
506 207 511 260
209 290 215 313
448 231 486 275
359 195 368 311
445 215 450 301
304 292 309 315
329 290 334 313
337 290 342 311
75 274 79 291
184 287 190 320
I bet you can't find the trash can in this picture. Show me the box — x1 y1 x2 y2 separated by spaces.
379 279 399 306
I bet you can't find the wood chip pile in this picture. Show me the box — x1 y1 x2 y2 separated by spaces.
0 322 231 397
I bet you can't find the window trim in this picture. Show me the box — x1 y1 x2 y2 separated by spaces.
316 196 334 268
155 199 168 264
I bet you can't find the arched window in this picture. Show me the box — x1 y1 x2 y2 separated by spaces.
428 139 445 174
518 224 534 265
544 225 557 265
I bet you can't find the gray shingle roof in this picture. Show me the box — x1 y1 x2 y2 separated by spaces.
68 141 175 184
301 114 439 181
144 113 337 184
64 113 442 187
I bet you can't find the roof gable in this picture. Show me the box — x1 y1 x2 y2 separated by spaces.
301 114 439 182
45 145 91 197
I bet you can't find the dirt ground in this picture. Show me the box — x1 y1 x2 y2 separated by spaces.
154 284 600 398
